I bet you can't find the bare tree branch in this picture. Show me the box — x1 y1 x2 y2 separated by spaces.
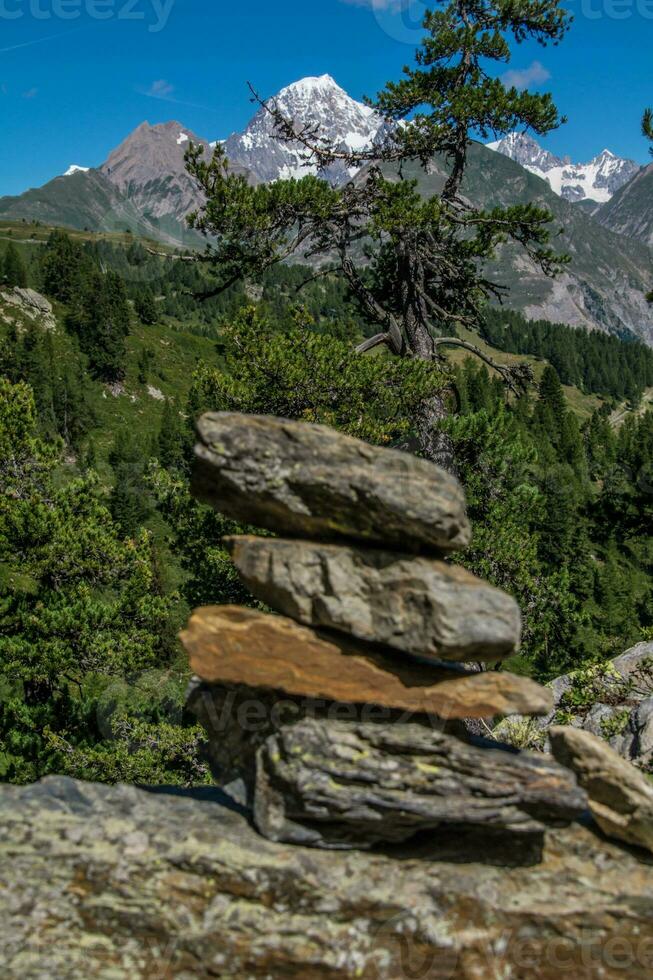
432 337 534 393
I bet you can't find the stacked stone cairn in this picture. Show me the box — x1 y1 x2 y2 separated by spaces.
182 412 586 850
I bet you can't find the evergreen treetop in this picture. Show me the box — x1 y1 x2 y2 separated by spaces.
2 243 28 289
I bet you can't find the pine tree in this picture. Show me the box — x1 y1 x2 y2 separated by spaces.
186 0 570 466
135 286 158 325
0 378 208 786
157 398 186 471
644 108 653 144
68 269 131 381
108 428 151 535
2 242 28 288
40 231 89 303
137 346 153 385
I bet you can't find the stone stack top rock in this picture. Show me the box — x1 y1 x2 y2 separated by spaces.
192 412 471 553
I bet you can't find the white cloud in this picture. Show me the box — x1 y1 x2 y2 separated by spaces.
147 79 175 99
22 88 39 100
340 0 404 8
501 60 551 91
137 80 213 112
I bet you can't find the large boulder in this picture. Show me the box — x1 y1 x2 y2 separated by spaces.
2 776 653 979
192 412 471 553
226 535 521 663
551 726 653 855
255 717 586 848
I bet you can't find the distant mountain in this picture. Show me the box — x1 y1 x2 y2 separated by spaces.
0 169 178 243
595 162 653 247
99 121 227 241
0 123 214 246
1 79 651 342
486 133 640 203
371 144 653 344
223 74 388 186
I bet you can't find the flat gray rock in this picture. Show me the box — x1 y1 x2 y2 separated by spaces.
192 413 471 553
255 717 587 849
227 535 521 662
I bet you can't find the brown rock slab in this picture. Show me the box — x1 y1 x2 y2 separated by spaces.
192 412 470 553
226 535 521 662
180 605 552 719
550 725 653 854
255 717 587 848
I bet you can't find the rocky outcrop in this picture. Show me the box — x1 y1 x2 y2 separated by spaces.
551 726 653 855
0 287 56 331
182 606 547 720
502 642 653 764
1 776 653 980
185 414 584 850
226 535 521 662
192 412 471 553
256 718 586 848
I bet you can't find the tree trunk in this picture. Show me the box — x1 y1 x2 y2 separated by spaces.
404 307 458 475
415 392 458 475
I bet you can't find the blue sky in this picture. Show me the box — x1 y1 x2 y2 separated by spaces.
0 0 651 196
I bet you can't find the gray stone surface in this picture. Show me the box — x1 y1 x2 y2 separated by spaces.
192 412 471 553
633 697 653 762
254 717 587 849
226 535 521 662
2 775 653 979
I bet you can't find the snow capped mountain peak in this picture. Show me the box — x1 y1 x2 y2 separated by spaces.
279 74 340 97
223 74 387 185
63 165 89 177
486 131 639 203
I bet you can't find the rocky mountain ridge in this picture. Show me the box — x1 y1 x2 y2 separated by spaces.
487 131 640 203
0 77 651 341
596 161 653 246
99 120 245 234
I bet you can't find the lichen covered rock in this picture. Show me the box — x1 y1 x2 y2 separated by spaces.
1 776 653 979
255 717 587 848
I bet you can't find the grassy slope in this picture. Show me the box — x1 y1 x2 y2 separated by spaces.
0 218 181 254
449 324 603 419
